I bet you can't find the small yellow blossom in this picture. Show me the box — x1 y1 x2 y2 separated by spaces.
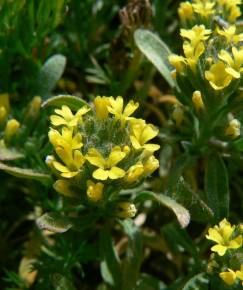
192 1 215 18
50 105 90 127
192 91 205 111
86 146 126 180
107 96 139 124
217 25 243 43
116 202 137 218
206 218 243 256
168 54 186 72
53 179 77 197
219 47 243 79
93 96 110 119
225 119 241 139
205 61 233 90
178 2 194 22
125 162 144 183
48 127 83 151
87 180 104 202
180 25 211 47
130 120 160 152
53 149 85 178
219 269 237 286
143 155 159 175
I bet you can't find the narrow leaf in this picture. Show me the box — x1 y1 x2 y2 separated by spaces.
36 54 66 97
37 212 73 233
0 162 51 181
134 29 175 88
205 153 229 222
42 94 90 111
135 191 190 228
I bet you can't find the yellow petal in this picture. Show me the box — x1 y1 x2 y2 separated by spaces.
108 147 126 167
211 244 227 256
50 115 67 126
123 100 139 117
143 144 160 152
219 269 237 286
108 167 125 179
93 168 109 180
86 148 106 168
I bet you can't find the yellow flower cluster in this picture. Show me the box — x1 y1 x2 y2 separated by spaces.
178 0 242 25
206 219 243 286
47 96 159 214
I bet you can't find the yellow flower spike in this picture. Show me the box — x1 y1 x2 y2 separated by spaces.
192 91 205 111
180 25 211 47
53 149 85 178
125 162 144 183
87 180 104 202
143 155 159 175
178 2 194 22
107 96 139 124
53 179 77 197
192 1 215 18
48 127 83 151
116 202 137 219
4 119 20 143
50 105 90 127
86 147 126 180
93 96 111 119
130 119 160 152
0 93 10 113
206 219 243 256
225 119 241 139
219 269 237 286
205 61 233 90
219 47 243 79
168 54 186 73
0 106 7 123
172 105 184 126
217 25 243 43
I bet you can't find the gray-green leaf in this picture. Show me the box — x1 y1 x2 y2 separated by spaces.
37 212 73 233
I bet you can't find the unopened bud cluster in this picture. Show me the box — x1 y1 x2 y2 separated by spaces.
47 96 160 218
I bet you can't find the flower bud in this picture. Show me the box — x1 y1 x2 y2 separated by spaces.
172 105 184 126
4 119 20 143
115 202 137 218
192 91 205 111
87 180 103 202
53 180 77 197
26 96 42 120
225 119 241 139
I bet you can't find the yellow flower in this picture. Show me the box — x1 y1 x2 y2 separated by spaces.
178 2 194 22
192 91 205 111
125 162 144 183
236 265 243 285
217 25 243 43
130 119 160 152
183 41 205 71
168 54 186 72
205 61 233 90
53 149 85 178
53 179 77 197
50 105 90 127
192 1 215 18
93 96 111 119
219 269 237 286
87 180 104 202
143 155 159 175
116 202 137 218
107 96 139 124
180 25 211 47
48 127 83 151
86 146 126 180
225 119 241 139
206 219 243 256
4 119 20 143
219 47 243 79
228 6 241 22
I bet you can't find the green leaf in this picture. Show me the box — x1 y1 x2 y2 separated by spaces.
52 273 76 290
135 191 190 228
0 162 51 181
231 138 243 151
37 212 73 233
205 153 229 223
36 54 66 97
182 273 209 290
136 273 166 290
120 220 143 290
42 94 90 111
134 29 175 88
100 226 122 288
0 146 24 161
